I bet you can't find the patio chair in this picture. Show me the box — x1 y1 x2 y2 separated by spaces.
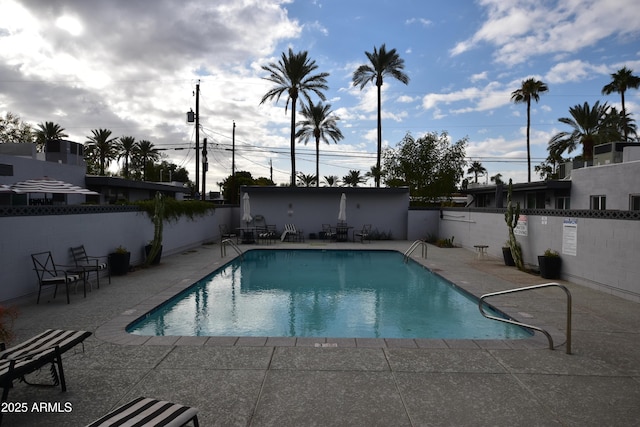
70 245 110 289
86 396 199 427
219 224 238 244
322 224 336 241
0 329 91 416
31 251 83 304
354 224 372 243
281 224 304 242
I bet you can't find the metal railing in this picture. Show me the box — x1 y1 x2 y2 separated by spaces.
403 240 427 262
221 239 244 260
479 282 572 354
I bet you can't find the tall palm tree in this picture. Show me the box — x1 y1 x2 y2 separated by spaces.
35 121 67 152
467 161 487 183
135 139 160 181
117 136 136 179
511 78 549 182
352 44 409 187
548 101 610 163
601 66 640 140
490 173 504 185
295 101 344 187
342 170 366 187
86 128 117 175
260 48 329 186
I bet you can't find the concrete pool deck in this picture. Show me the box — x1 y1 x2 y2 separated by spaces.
4 241 640 426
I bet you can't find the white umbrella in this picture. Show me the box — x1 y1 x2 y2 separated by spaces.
338 193 347 223
0 184 14 193
242 193 252 224
10 177 98 195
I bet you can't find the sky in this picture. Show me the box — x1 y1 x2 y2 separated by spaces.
1 0 639 191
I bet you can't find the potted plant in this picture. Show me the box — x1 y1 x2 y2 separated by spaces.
501 241 516 266
109 246 131 276
538 249 562 279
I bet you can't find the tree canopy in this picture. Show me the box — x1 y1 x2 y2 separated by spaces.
383 131 467 201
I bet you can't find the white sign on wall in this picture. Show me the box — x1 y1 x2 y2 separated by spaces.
562 218 578 256
514 215 528 236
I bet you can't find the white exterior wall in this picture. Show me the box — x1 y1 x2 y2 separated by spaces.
0 207 227 302
431 208 640 302
570 160 640 210
240 187 410 240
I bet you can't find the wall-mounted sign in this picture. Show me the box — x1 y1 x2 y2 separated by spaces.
562 218 578 256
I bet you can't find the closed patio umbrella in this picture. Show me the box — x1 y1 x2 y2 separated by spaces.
242 193 252 225
338 193 347 223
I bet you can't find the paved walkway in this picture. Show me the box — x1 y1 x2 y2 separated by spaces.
4 241 640 426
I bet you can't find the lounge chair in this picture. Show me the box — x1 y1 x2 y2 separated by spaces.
86 396 199 427
70 245 111 289
258 224 277 244
219 224 238 244
32 251 83 304
354 224 372 243
0 329 91 416
281 224 303 242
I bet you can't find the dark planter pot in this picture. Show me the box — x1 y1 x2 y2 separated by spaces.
502 247 515 266
538 255 562 279
145 244 162 265
109 252 130 276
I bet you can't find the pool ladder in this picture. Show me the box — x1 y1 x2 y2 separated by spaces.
403 240 427 262
479 283 572 354
221 238 244 260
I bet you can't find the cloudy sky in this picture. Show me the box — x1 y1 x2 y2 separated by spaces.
1 0 639 190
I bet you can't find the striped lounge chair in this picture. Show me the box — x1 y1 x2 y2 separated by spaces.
86 396 199 427
0 329 91 422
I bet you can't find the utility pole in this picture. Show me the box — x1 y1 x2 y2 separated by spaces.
195 81 200 199
232 121 236 179
201 138 207 200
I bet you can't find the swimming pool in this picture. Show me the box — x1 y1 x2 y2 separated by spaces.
127 249 531 339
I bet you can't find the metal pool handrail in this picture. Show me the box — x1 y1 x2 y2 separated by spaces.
479 282 572 354
403 240 427 262
221 239 244 260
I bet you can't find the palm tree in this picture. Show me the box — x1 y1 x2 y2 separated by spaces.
260 48 329 186
342 170 366 187
467 161 487 183
323 175 339 187
490 173 504 185
35 122 67 152
86 128 117 175
601 66 640 140
548 101 611 163
135 139 160 181
295 101 344 187
296 172 317 187
511 78 549 182
352 44 409 187
117 136 136 179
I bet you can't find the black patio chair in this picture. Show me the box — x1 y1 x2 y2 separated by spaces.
70 245 110 290
31 251 83 304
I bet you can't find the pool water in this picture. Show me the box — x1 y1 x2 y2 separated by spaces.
127 250 531 339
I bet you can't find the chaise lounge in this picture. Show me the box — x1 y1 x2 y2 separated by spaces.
86 396 199 427
0 329 91 422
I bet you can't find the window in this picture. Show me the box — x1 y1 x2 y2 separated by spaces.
526 192 546 209
556 197 570 210
591 195 606 210
630 195 640 211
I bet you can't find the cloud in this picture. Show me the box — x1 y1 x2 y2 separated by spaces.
450 0 640 66
422 81 512 114
405 18 432 27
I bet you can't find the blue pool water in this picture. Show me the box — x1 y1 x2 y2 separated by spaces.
127 250 531 339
